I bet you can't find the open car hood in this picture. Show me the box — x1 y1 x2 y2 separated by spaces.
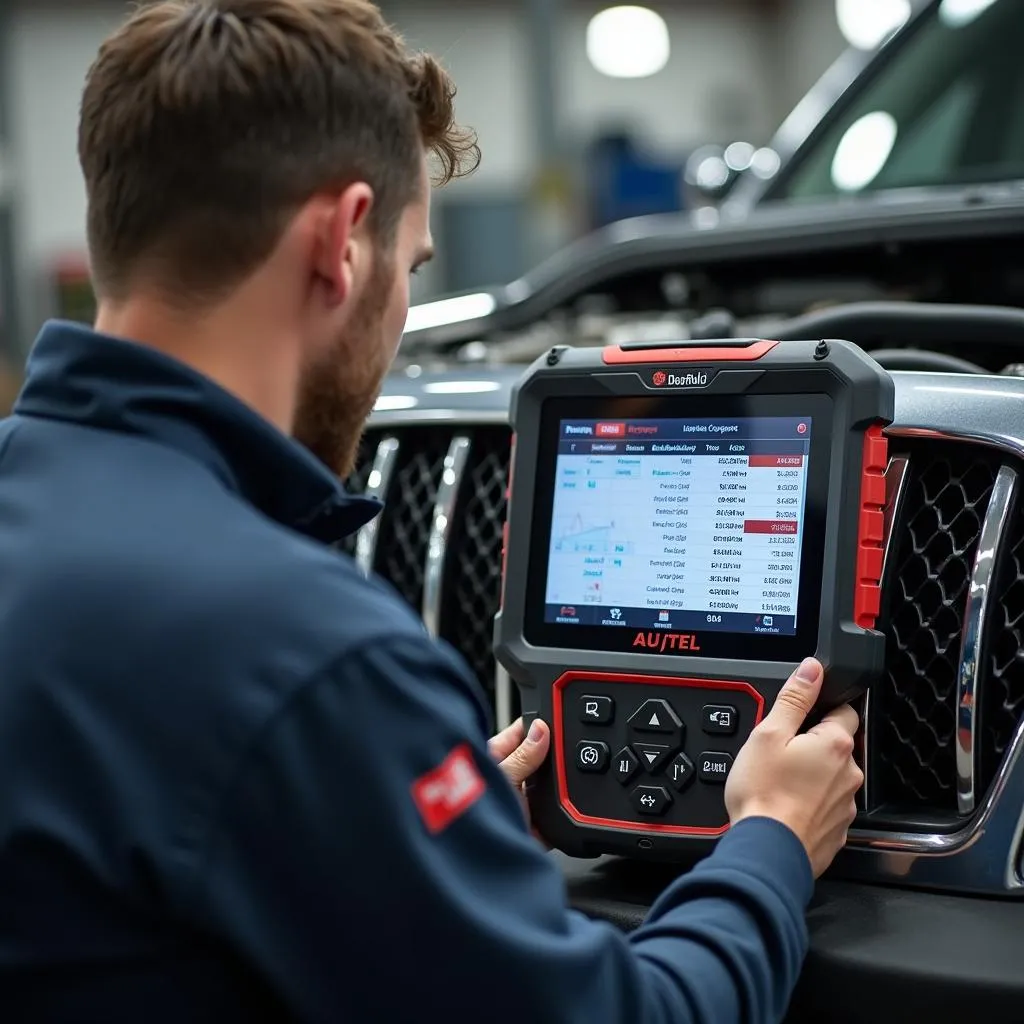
401 183 1024 355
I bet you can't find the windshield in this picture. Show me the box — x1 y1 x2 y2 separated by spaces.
770 0 1024 201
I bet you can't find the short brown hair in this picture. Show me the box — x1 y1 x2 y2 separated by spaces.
78 0 478 302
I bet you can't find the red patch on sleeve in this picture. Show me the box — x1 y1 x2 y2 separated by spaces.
411 744 487 834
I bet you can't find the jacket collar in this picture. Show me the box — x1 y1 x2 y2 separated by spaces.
14 321 381 544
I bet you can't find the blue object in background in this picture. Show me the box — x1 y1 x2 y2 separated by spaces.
587 132 685 229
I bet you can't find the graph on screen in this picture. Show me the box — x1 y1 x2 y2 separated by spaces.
553 514 633 556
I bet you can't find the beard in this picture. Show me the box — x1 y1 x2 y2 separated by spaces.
292 254 394 480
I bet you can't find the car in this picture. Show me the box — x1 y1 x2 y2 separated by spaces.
344 2 1024 1020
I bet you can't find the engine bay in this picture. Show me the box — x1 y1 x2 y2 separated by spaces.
397 222 1024 378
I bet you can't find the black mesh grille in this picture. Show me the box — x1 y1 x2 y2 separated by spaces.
337 430 380 556
373 430 449 610
981 497 1024 792
439 429 511 694
874 443 998 812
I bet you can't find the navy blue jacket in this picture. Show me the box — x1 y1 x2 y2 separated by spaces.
0 322 813 1023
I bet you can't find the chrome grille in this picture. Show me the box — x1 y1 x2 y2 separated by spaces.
338 430 380 557
372 430 449 610
437 428 510 695
874 443 999 813
342 424 511 700
982 498 1024 792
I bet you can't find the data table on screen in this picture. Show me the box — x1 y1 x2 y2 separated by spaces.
543 416 812 635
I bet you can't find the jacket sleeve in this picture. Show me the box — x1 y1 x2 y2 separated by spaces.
183 633 813 1024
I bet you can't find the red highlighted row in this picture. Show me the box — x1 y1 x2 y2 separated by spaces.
744 519 798 534
748 454 804 468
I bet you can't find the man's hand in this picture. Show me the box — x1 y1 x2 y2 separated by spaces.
725 657 863 877
489 717 551 788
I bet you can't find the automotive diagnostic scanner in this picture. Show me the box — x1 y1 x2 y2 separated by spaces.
493 337 895 860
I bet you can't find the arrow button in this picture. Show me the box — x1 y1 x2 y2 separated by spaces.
633 742 672 773
628 698 683 737
630 785 673 816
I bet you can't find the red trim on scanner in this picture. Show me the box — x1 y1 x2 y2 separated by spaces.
854 425 889 629
601 339 778 365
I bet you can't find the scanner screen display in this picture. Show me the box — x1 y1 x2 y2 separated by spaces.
542 416 812 637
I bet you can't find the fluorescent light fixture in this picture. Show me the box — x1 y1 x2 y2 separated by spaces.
938 0 999 28
422 380 502 395
831 110 898 192
835 0 911 50
403 292 496 334
373 395 418 412
586 6 670 79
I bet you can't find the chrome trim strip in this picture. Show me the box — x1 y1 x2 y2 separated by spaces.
355 436 400 577
861 455 911 812
422 436 471 636
495 666 515 732
955 465 1018 816
839 710 1024 894
857 689 872 813
880 455 910 585
370 409 511 429
891 424 1024 463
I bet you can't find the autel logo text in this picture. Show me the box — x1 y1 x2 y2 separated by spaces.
632 631 701 653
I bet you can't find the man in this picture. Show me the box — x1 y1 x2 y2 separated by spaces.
0 2 863 1021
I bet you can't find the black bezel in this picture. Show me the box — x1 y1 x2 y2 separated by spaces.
523 392 834 662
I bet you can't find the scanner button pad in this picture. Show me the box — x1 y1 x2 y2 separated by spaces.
561 677 761 831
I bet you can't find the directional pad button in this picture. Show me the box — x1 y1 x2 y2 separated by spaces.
628 698 682 735
633 742 672 773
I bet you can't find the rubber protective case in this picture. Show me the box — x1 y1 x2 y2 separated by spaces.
493 337 895 860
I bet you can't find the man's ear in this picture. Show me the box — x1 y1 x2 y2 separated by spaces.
314 182 375 307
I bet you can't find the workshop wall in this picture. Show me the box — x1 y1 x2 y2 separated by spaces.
3 0 845 334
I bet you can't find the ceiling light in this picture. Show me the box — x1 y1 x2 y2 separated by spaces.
373 395 418 412
403 292 496 334
938 0 999 28
723 141 755 172
831 110 898 192
586 6 670 79
694 155 730 192
422 380 502 395
835 0 912 50
749 147 781 180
